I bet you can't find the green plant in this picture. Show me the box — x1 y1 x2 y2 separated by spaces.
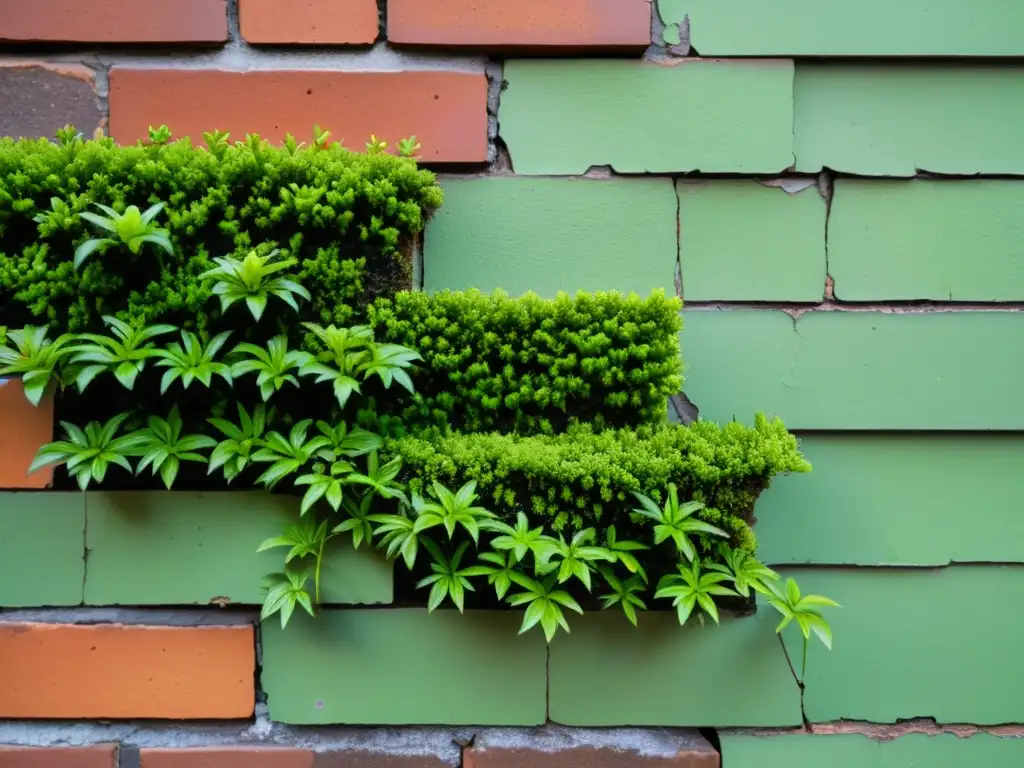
29 413 136 489
251 419 329 489
410 480 496 543
505 572 584 643
370 289 684 434
536 528 615 590
122 405 216 488
598 568 647 627
67 316 176 392
200 249 311 321
655 557 738 626
768 577 840 684
631 485 728 562
74 201 173 269
229 336 312 402
0 326 71 405
260 568 316 629
207 403 270 482
154 330 233 393
419 540 477 613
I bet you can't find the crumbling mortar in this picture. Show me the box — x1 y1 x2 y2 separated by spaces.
818 170 835 301
645 1 691 61
226 0 242 43
376 0 388 44
484 60 507 170
674 180 683 300
724 720 1024 740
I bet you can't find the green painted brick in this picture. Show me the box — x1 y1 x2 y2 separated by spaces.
425 177 676 297
658 0 1024 56
721 734 877 767
721 733 1024 767
795 65 1024 175
678 180 825 301
84 492 392 606
682 309 1024 430
882 733 1024 766
548 608 801 727
501 59 794 175
0 492 84 606
782 567 1024 724
757 435 1024 566
829 180 1024 301
261 609 547 725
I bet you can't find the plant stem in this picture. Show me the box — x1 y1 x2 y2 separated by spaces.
315 537 326 606
801 637 808 681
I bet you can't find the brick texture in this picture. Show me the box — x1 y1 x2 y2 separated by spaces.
464 745 719 768
0 62 102 139
0 378 54 488
0 623 255 719
141 748 314 767
238 0 379 44
108 69 487 163
388 0 651 49
0 0 227 43
0 746 116 767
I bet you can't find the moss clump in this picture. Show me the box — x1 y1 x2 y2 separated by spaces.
388 413 811 552
0 128 442 333
369 288 684 435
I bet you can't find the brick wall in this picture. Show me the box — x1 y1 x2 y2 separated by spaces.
2 0 1024 765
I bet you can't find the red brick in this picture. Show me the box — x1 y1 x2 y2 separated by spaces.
108 69 488 164
0 62 102 139
387 0 651 49
141 748 314 767
0 746 116 768
0 378 54 488
239 0 379 44
463 745 720 768
0 623 255 719
0 0 227 43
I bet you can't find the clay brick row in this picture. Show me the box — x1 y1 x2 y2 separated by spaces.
0 623 254 719
0 0 651 49
0 746 719 767
0 64 488 164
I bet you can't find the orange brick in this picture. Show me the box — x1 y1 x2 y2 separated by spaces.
0 746 116 767
0 378 54 489
0 623 255 719
387 0 651 49
141 748 314 767
108 69 488 164
0 0 227 43
239 0 379 44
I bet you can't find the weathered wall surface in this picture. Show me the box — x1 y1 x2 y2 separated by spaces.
2 0 1024 765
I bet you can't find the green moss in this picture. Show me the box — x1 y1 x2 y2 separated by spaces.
388 414 810 552
369 288 684 435
0 129 442 333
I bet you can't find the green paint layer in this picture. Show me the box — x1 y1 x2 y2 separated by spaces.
659 0 1024 55
425 178 676 297
678 180 824 301
829 180 1024 301
261 609 547 725
721 733 1024 767
84 492 392 606
548 608 801 726
0 492 84 606
784 567 1024 724
501 59 794 174
758 435 1024 566
795 65 1024 175
682 309 1024 430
